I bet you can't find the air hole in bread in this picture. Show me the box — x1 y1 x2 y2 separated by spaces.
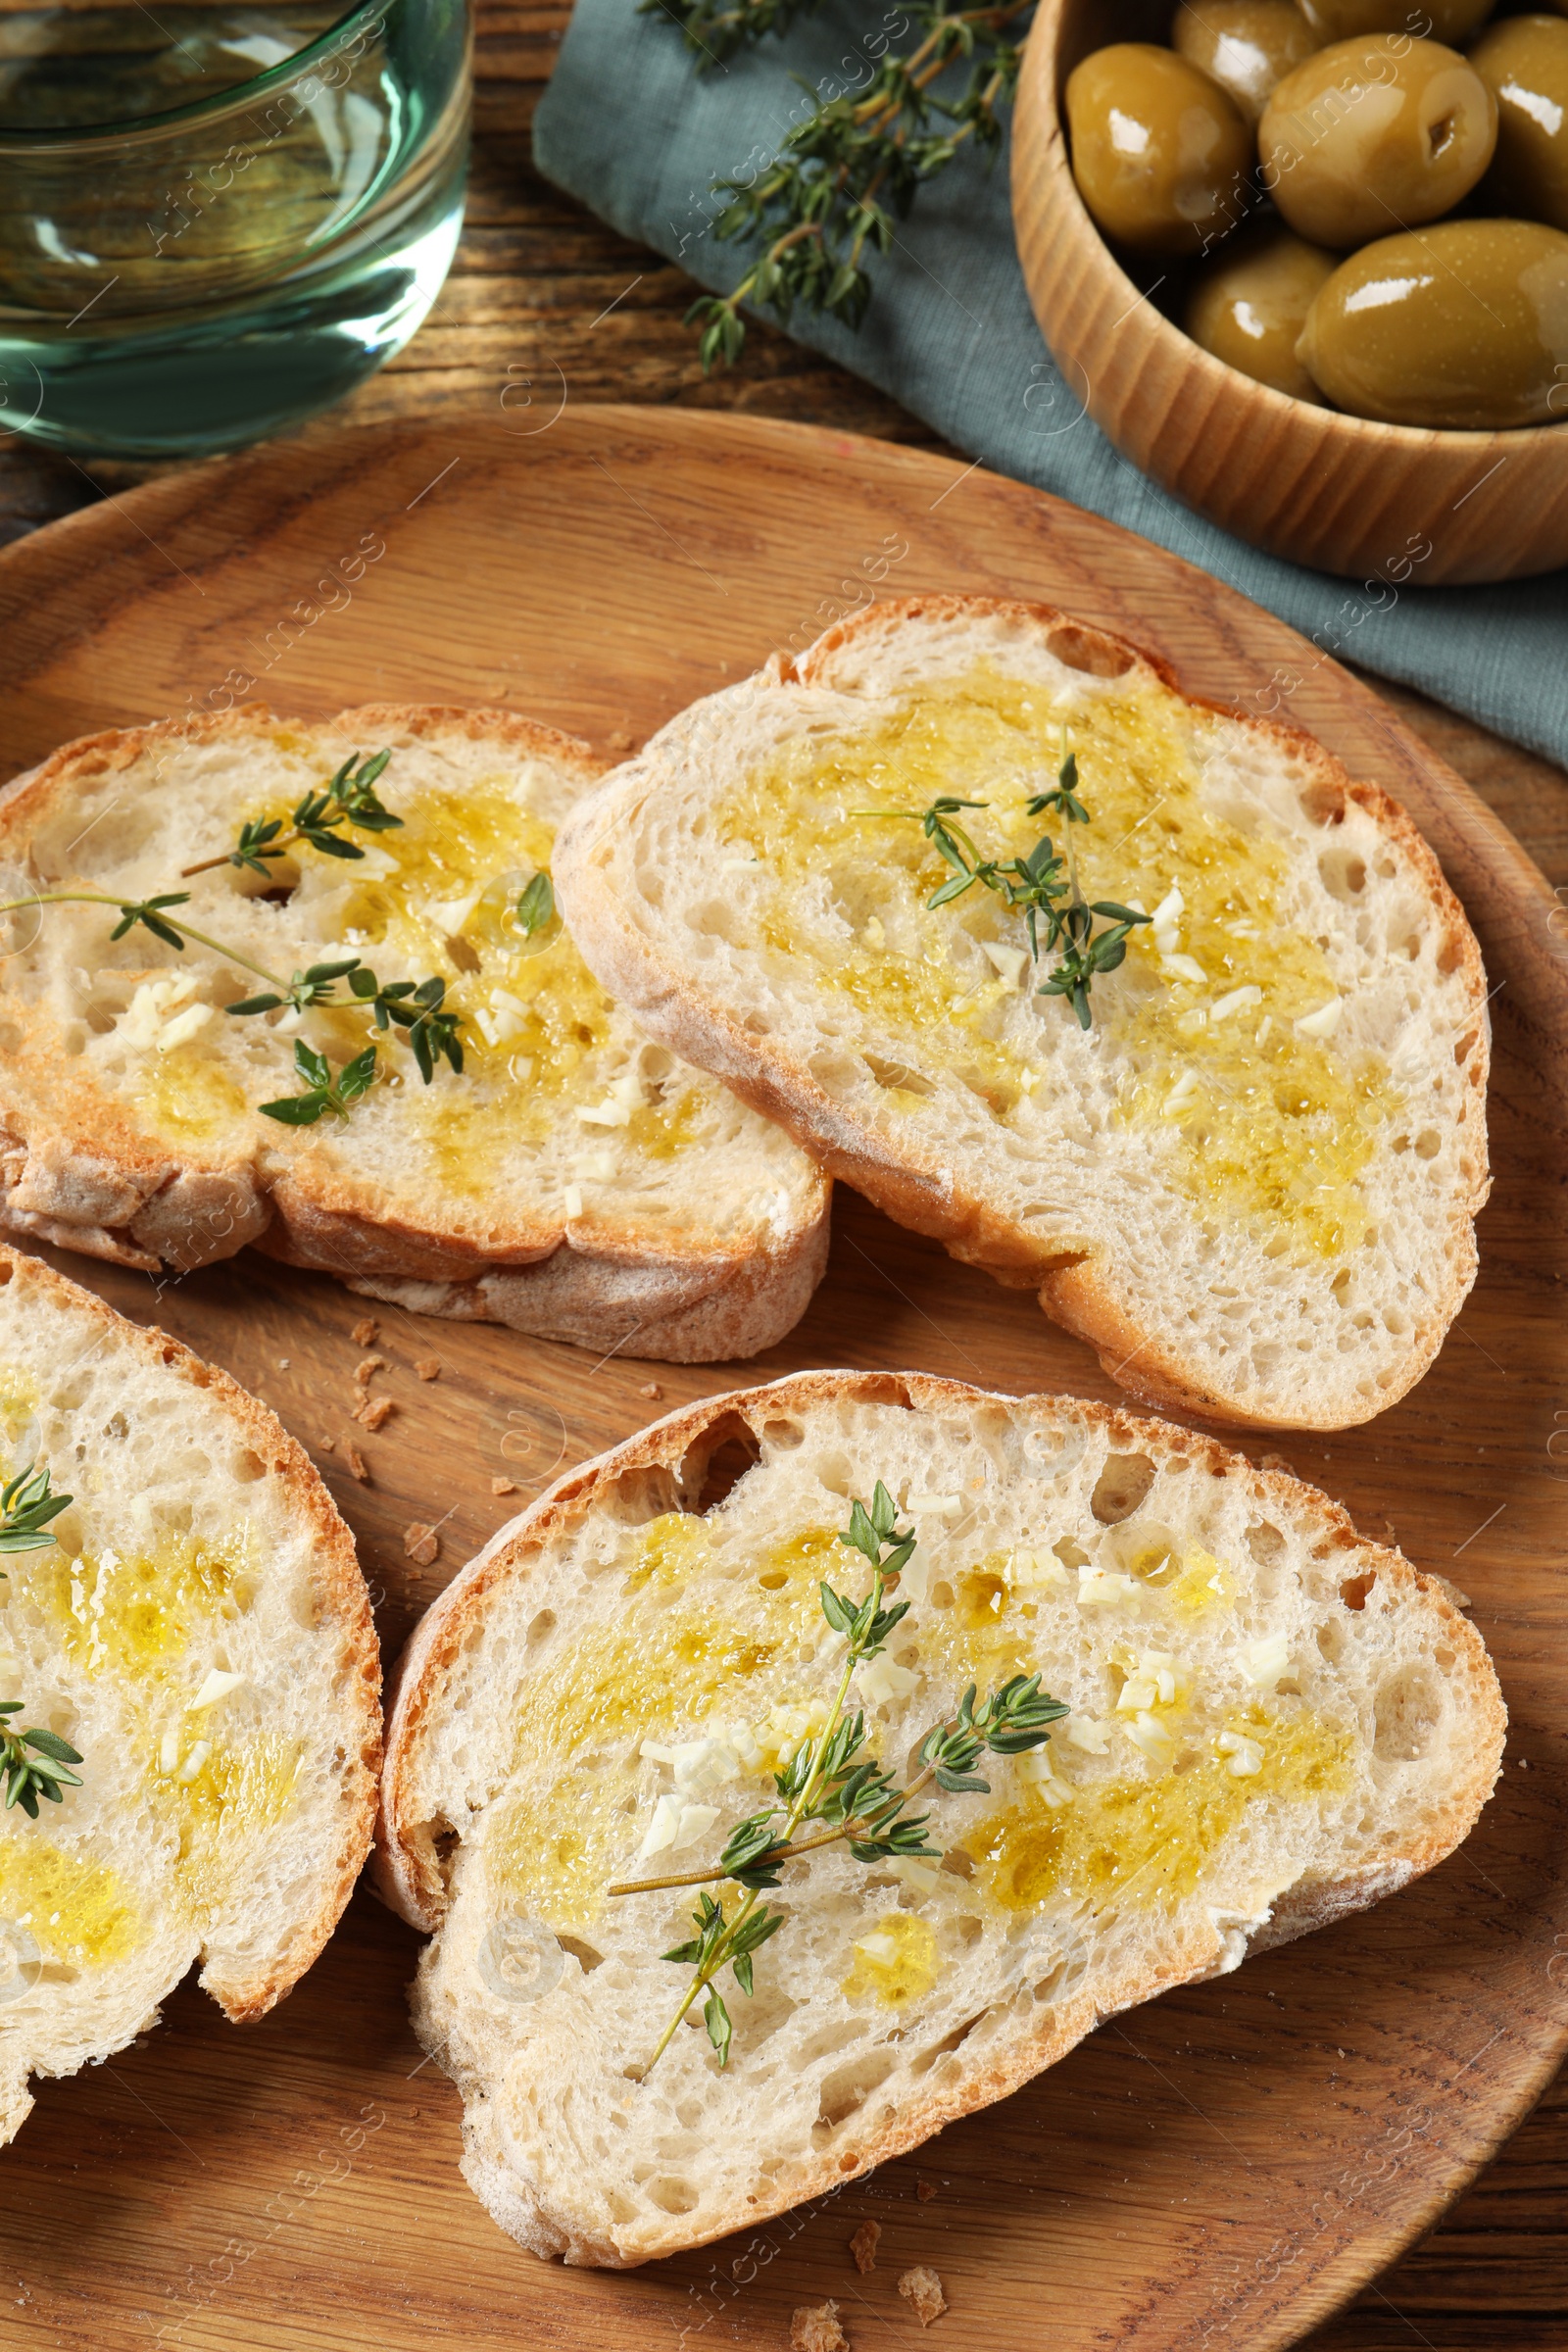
1340 1571 1376 1611
1317 850 1367 902
445 933 482 976
692 1425 763 1515
909 2014 985 2078
1246 1522 1287 1568
1454 1029 1478 1065
817 2051 896 2130
863 1054 935 1098
647 2176 701 2216
762 1418 805 1450
1373 1664 1442 1762
1090 1452 1156 1525
1413 1130 1441 1161
559 1936 604 1974
232 1447 266 1483
808 1050 862 1101
526 1608 557 1648
1435 935 1463 977
1298 779 1346 825
1044 624 1134 679
955 1914 984 1947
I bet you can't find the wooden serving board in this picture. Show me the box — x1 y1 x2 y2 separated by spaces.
0 407 1564 2352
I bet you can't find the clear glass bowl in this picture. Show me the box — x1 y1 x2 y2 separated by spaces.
0 0 470 457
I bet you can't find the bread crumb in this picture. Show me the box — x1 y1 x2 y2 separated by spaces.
491 1477 517 1496
351 1317 378 1346
850 2219 880 2274
915 2178 937 2203
356 1396 395 1431
641 1382 662 1399
606 729 635 755
790 2302 848 2352
318 1436 335 1453
355 1353 385 1388
276 1357 290 1370
1258 1452 1295 1475
404 1522 440 1567
415 1358 442 1382
898 2267 946 2327
344 1444 368 1483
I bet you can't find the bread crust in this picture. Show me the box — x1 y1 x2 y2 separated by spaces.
0 706 830 1363
0 1240 382 2024
555 596 1491 1428
375 1372 1504 2263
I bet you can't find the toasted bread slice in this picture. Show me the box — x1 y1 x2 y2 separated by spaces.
554 598 1489 1425
0 707 829 1362
0 1243 380 2145
376 1371 1503 2267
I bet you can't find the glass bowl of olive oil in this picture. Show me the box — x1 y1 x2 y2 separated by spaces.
0 0 469 457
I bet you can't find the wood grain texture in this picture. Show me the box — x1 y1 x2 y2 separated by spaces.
1011 0 1568 585
0 407 1563 2352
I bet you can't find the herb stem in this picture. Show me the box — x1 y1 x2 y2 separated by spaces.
0 893 288 992
609 1751 942 1897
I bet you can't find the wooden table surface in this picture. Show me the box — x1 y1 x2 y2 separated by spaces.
1 9 1565 2343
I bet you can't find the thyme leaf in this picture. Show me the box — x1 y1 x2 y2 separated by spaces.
259 1040 379 1125
515 872 555 937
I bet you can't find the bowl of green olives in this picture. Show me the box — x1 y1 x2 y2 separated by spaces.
1012 0 1568 582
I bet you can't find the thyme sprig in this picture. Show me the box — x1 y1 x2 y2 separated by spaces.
671 0 1031 370
180 751 399 878
0 1463 73 1556
0 1467 84 1816
612 1482 1065 2075
0 748 467 1121
858 739 1150 1029
0 1704 83 1818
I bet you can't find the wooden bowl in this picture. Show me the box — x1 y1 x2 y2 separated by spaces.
1011 0 1568 585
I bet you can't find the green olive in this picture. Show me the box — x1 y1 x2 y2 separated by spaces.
1172 0 1320 123
1298 0 1494 38
1065 43 1254 253
1185 224 1338 397
1470 16 1568 233
1297 218 1568 425
1260 35 1497 245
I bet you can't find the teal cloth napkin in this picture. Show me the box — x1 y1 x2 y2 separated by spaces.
534 0 1568 770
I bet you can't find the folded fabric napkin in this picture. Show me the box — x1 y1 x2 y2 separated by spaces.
535 0 1568 770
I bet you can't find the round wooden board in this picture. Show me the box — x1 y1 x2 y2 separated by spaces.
0 407 1564 2352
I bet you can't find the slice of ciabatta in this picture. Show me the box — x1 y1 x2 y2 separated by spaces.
0 1243 380 2145
554 598 1490 1425
376 1371 1503 2268
0 707 829 1362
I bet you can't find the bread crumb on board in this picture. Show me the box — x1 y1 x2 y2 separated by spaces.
318 1436 335 1454
356 1396 395 1431
404 1523 441 1567
915 2178 937 2203
491 1477 518 1496
355 1353 385 1388
898 2267 947 2327
344 1444 368 1483
849 2220 880 2275
352 1317 379 1346
415 1358 442 1382
641 1382 662 1399
790 2301 848 2352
